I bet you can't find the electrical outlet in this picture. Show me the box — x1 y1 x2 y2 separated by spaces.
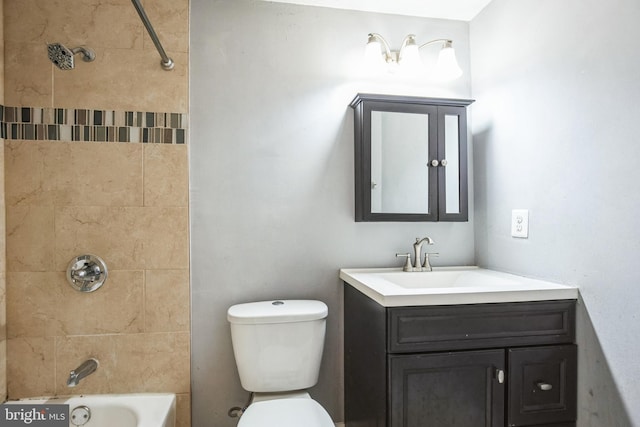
511 209 529 238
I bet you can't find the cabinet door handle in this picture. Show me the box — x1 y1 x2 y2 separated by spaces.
440 159 448 166
496 369 505 384
537 382 553 391
430 159 440 167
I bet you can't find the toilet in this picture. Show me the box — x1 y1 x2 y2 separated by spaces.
227 300 334 427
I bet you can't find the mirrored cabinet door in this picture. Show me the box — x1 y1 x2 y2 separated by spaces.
350 94 474 222
438 106 468 221
366 102 438 220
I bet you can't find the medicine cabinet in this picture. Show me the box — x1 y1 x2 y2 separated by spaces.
350 94 474 221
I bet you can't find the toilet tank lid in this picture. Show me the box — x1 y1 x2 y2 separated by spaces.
227 300 328 325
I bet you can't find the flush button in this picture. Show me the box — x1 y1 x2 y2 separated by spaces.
272 301 284 306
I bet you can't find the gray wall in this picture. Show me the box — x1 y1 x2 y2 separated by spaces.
189 1 472 425
470 0 640 425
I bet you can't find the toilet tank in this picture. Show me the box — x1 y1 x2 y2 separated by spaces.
227 300 328 393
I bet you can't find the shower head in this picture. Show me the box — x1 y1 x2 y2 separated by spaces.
47 43 96 70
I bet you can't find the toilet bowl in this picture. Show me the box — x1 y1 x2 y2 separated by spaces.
227 300 334 427
238 392 334 427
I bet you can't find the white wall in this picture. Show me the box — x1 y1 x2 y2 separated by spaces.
190 1 472 425
470 0 640 425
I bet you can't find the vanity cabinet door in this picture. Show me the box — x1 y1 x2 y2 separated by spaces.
508 345 577 426
389 349 505 427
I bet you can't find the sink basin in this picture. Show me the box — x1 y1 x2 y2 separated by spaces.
339 267 578 306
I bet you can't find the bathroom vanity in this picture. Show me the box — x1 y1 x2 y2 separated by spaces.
341 267 579 427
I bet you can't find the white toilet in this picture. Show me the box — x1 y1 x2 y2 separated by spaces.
227 300 334 427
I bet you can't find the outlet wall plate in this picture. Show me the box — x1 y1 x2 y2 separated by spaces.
511 209 529 238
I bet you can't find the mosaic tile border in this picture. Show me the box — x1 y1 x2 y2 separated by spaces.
0 105 187 144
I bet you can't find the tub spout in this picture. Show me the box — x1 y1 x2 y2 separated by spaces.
67 358 99 387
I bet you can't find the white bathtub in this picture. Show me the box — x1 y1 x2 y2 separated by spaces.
4 393 176 427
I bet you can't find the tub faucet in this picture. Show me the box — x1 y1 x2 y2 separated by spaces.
67 358 99 387
413 237 435 271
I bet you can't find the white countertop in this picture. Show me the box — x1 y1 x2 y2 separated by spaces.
339 267 579 307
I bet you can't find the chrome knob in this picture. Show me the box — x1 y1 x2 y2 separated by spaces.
66 254 108 292
430 159 440 167
440 159 448 166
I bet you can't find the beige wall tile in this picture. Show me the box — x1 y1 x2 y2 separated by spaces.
0 134 5 401
0 6 5 104
0 340 6 402
0 271 5 341
141 0 190 54
5 141 52 207
5 141 144 208
55 332 190 394
46 142 143 207
55 206 143 271
7 271 143 338
7 272 61 338
145 269 190 332
176 393 191 427
6 206 55 272
55 206 189 271
0 144 5 274
55 335 118 395
113 332 190 393
4 42 53 107
54 49 188 112
59 270 144 336
4 0 143 50
3 0 49 44
7 337 55 398
139 207 190 269
144 144 188 207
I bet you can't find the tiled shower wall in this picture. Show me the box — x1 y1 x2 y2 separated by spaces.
2 0 190 425
0 0 6 403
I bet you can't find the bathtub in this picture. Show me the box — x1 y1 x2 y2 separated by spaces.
3 393 176 427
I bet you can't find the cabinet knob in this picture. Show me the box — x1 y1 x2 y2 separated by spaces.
496 369 505 384
430 159 440 167
440 159 448 166
537 382 553 391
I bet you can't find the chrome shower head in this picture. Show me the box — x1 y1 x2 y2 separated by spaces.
47 43 96 70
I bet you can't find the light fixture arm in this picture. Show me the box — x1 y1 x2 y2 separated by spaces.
418 39 453 50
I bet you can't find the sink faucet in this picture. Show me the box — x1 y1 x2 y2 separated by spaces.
67 358 99 387
413 237 436 271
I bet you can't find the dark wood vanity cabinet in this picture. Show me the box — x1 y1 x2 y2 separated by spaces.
344 285 578 427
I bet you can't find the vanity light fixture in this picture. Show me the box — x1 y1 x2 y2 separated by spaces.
364 33 463 81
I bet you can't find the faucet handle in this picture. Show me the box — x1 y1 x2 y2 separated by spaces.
422 252 439 271
395 253 413 272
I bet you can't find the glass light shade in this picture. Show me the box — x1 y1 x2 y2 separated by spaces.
364 40 386 68
399 43 421 70
432 44 463 82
